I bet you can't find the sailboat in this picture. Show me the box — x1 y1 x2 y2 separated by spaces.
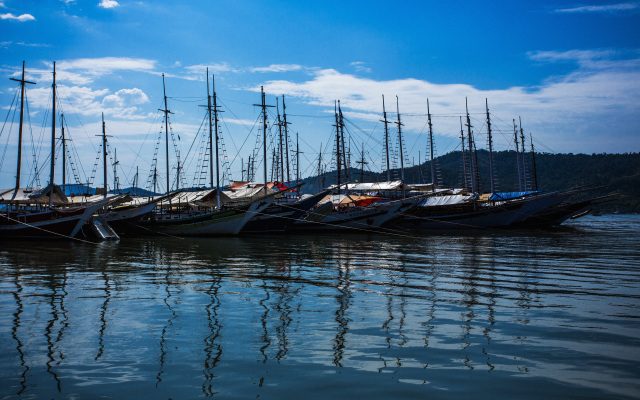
239 96 332 233
74 113 168 235
0 62 122 239
293 98 426 232
137 71 273 236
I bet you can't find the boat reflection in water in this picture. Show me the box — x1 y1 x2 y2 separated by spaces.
1 215 639 399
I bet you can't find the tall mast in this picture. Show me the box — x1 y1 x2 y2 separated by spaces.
102 113 107 199
296 132 300 188
486 99 495 193
348 137 351 182
460 117 467 191
206 68 213 189
176 159 180 191
334 101 341 192
254 86 273 196
338 101 348 187
356 142 367 183
361 144 365 183
10 62 36 196
160 74 173 195
381 95 391 181
427 99 435 191
317 143 322 191
519 116 528 191
212 75 221 207
395 96 405 198
465 98 476 193
113 148 119 194
418 151 422 184
277 99 284 183
271 148 276 182
262 87 268 195
61 114 66 191
49 62 57 208
513 119 522 191
282 95 291 185
530 132 538 191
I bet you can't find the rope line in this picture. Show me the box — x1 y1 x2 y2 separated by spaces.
0 213 97 244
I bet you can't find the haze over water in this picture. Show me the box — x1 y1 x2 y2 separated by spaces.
1 215 639 399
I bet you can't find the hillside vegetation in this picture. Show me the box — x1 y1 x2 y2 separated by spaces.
301 151 640 213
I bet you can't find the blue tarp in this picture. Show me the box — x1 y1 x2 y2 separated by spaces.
489 191 540 201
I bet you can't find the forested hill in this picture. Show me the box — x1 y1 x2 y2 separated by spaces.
301 151 640 213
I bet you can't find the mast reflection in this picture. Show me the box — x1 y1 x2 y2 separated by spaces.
96 271 111 361
332 255 352 367
202 273 223 397
157 259 177 387
12 275 28 396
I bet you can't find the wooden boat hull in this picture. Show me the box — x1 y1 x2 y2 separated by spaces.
141 197 273 236
292 196 422 232
514 195 614 227
0 208 86 237
241 191 329 233
395 192 571 230
103 201 159 234
0 197 116 239
396 200 525 230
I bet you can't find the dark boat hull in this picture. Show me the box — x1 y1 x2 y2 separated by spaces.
139 197 273 236
0 207 89 238
395 201 525 230
514 195 614 228
241 191 328 233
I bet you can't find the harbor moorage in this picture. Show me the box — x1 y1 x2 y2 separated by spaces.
0 63 614 240
1 214 639 399
1 2 639 399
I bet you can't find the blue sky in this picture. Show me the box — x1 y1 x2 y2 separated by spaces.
1 0 639 192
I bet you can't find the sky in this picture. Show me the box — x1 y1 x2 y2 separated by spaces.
1 0 639 192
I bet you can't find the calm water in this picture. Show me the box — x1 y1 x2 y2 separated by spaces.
1 215 639 399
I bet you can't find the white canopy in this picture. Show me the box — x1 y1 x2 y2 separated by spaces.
419 194 473 207
328 180 404 191
0 185 69 205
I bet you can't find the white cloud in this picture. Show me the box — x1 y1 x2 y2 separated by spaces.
527 49 640 71
28 84 152 121
554 2 639 13
248 64 303 73
527 49 621 71
102 88 149 108
1 13 35 21
180 63 304 80
350 61 372 73
19 42 50 47
56 57 155 75
222 118 260 127
41 57 158 84
255 50 640 153
0 2 6 8
11 58 157 86
98 0 119 9
2 41 50 48
184 63 237 80
528 49 615 62
29 85 107 115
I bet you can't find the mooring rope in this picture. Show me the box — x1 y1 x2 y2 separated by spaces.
0 213 97 244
